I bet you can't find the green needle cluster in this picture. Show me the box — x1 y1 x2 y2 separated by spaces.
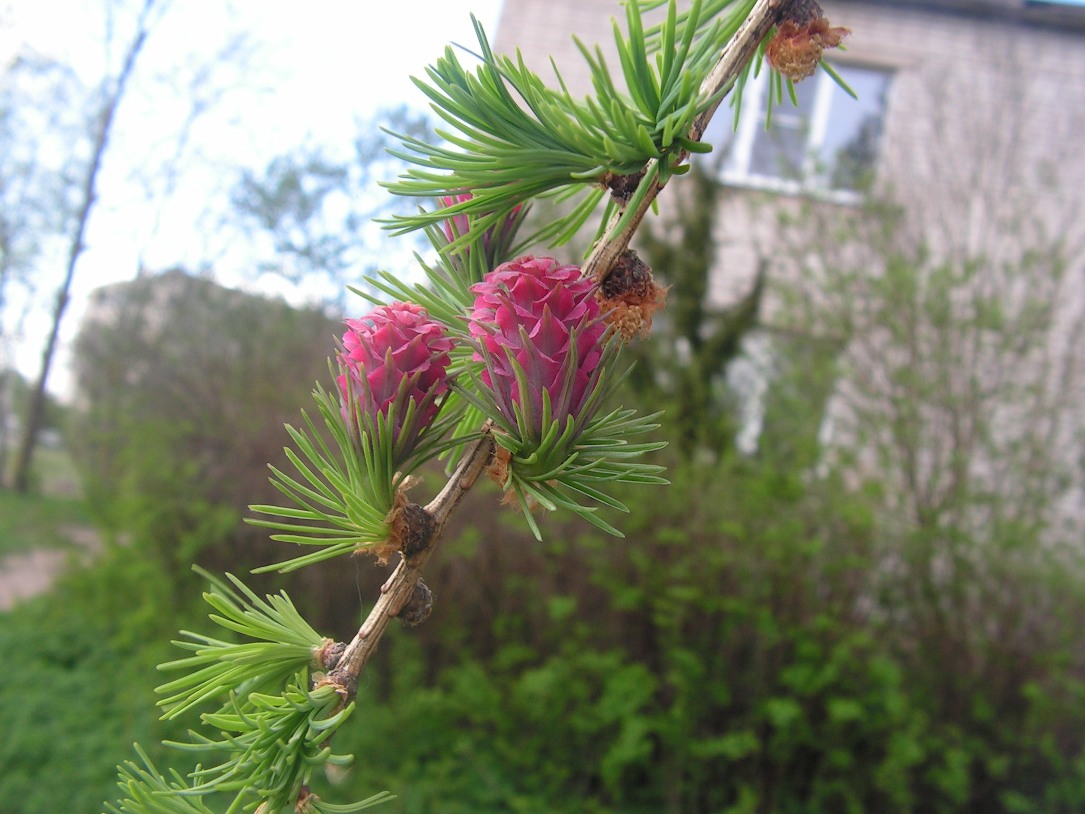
247 377 463 574
458 339 668 539
156 570 326 718
108 571 391 813
166 676 354 813
382 0 748 250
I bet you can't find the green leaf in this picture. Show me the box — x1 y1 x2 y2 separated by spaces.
820 59 858 99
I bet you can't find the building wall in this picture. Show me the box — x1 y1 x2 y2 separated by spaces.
493 0 1085 292
493 0 1085 524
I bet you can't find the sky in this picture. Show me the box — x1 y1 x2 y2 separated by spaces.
1 0 504 398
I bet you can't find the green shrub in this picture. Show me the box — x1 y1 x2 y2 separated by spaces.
316 452 1085 813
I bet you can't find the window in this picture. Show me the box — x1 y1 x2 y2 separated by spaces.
705 63 892 197
727 329 842 465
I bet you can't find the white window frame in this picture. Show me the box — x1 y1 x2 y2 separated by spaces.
718 64 889 203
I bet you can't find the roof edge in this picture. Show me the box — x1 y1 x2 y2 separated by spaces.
837 0 1085 33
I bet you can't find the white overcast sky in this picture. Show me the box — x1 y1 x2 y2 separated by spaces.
1 0 504 397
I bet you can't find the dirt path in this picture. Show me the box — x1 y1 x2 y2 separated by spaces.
0 525 102 612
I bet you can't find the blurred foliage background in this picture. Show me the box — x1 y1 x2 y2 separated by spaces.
2 157 1084 813
2 1 1085 811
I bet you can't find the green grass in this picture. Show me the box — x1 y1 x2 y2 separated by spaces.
0 447 91 557
0 489 90 556
33 445 86 498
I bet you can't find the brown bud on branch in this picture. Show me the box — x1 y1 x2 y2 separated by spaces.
765 0 849 82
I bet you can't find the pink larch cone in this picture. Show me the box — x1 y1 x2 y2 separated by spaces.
338 302 454 452
469 256 607 436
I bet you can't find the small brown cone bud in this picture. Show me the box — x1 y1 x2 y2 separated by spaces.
602 169 645 204
597 249 667 342
370 477 431 564
766 0 850 82
313 638 346 670
488 445 512 488
398 578 434 626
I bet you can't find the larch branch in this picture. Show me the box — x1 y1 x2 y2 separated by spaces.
583 0 786 285
327 427 496 699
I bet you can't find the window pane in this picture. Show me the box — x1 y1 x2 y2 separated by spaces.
699 104 738 172
708 64 892 193
749 123 807 180
820 66 891 191
748 78 818 181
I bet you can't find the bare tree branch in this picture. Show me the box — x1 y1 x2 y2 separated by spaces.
12 0 159 492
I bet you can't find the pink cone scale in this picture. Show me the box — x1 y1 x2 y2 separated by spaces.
338 302 454 447
469 256 606 435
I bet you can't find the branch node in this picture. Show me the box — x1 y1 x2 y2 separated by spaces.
398 502 436 562
314 638 346 670
398 578 434 626
598 249 668 341
313 671 353 706
603 169 646 204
